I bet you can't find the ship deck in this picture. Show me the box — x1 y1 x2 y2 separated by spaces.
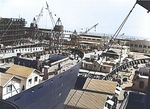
64 89 107 109
41 57 79 79
64 78 118 109
83 78 118 95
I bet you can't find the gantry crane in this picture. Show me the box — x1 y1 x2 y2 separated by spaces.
36 7 44 28
45 2 55 29
45 2 64 49
31 7 43 28
30 7 43 40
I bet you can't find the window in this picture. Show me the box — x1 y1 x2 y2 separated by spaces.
135 44 138 47
148 46 150 48
34 77 38 82
143 45 147 48
29 79 32 84
139 45 142 48
7 85 12 93
130 44 133 47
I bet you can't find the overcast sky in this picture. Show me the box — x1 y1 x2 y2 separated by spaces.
0 0 150 39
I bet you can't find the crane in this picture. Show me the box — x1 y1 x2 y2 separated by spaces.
45 2 65 49
81 23 99 35
36 7 43 27
31 7 43 39
69 23 99 47
45 2 55 28
30 7 43 28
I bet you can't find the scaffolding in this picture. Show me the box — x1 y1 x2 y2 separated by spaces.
0 18 26 45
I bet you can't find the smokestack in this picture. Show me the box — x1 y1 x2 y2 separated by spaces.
43 66 49 80
36 55 40 70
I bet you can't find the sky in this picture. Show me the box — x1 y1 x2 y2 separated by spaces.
0 0 150 39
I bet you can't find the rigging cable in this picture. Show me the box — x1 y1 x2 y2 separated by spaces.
64 2 137 109
103 1 137 80
104 2 137 51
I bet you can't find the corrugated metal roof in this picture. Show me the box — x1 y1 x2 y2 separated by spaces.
83 78 117 95
6 64 35 78
0 73 14 87
64 89 107 109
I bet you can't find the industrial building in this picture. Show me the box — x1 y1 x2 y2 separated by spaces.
129 39 150 53
69 32 110 51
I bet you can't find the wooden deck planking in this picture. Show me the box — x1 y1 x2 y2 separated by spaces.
83 78 118 94
48 59 77 73
64 89 107 109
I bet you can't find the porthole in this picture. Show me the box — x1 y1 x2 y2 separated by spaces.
59 93 61 97
32 89 35 93
38 86 43 89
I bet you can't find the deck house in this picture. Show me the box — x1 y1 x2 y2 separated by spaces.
5 64 42 90
0 73 22 99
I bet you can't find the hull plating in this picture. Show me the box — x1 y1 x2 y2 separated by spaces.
6 62 81 109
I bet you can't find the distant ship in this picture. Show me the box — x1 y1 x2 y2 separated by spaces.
0 49 83 109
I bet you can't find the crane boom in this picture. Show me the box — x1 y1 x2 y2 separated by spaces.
81 23 99 35
36 7 43 27
46 2 55 28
